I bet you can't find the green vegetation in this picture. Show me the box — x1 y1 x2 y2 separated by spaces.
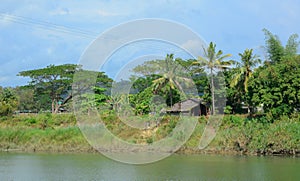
18 64 78 113
0 29 299 155
184 114 300 155
0 113 91 152
0 113 298 155
17 64 112 114
195 42 232 115
0 87 18 116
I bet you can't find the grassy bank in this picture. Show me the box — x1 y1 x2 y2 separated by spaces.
0 113 299 155
183 114 300 155
0 114 92 152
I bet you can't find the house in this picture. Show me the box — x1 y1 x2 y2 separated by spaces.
165 98 208 116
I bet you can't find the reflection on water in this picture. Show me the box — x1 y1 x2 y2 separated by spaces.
0 153 299 180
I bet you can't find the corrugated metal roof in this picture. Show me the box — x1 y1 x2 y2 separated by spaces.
167 98 204 112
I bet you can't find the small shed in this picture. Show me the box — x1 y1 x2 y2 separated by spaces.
166 98 208 116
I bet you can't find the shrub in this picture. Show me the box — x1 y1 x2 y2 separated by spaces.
146 137 153 144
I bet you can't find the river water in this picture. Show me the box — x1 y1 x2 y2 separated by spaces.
0 153 299 180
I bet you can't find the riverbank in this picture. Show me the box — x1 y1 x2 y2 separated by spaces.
0 113 299 156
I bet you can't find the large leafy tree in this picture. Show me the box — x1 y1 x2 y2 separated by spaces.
68 68 113 114
19 64 112 113
195 42 232 115
18 64 78 113
15 86 36 112
0 87 18 116
249 55 300 118
248 30 300 118
230 49 261 113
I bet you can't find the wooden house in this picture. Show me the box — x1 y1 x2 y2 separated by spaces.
165 98 208 116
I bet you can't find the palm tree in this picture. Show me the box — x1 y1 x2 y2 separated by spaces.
230 49 261 113
195 42 232 115
152 54 192 106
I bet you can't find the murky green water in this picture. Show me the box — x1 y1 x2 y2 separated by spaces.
0 153 299 180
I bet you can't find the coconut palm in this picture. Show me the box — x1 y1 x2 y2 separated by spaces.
194 42 232 115
152 54 192 106
230 49 261 113
231 49 261 92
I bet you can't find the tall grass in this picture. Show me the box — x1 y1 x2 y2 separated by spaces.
0 113 299 155
0 113 91 152
183 114 300 155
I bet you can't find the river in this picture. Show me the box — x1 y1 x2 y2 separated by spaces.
0 153 299 180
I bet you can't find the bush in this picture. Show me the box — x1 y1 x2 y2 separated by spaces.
146 137 153 144
25 117 37 125
224 105 233 114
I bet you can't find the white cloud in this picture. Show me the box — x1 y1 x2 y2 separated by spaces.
97 9 119 17
0 0 299 87
50 7 70 15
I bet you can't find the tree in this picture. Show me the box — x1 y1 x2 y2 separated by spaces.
18 64 78 113
15 86 36 112
152 54 194 106
249 55 300 118
230 49 261 113
129 87 153 115
263 29 299 63
71 68 113 114
130 74 160 94
0 88 18 116
248 30 300 118
133 54 193 107
195 42 232 115
231 49 261 92
18 64 112 113
176 58 209 97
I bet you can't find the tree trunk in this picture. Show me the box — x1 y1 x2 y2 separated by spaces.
51 99 55 114
52 94 72 114
170 88 173 107
211 68 215 115
54 103 60 114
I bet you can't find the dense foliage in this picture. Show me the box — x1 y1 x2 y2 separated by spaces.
250 56 300 118
0 29 298 118
0 29 299 155
0 87 18 116
17 64 112 114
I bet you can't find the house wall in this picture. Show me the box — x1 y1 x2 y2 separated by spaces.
191 106 200 116
166 102 208 116
200 104 207 116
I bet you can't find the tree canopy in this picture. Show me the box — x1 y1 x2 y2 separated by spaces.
0 87 18 116
18 64 112 113
5 29 299 119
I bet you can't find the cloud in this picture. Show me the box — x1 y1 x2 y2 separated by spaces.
0 0 299 87
97 9 119 17
50 7 70 15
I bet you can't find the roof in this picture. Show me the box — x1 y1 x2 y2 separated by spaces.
167 98 205 112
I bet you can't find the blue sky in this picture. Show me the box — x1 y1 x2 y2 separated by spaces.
0 0 299 87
